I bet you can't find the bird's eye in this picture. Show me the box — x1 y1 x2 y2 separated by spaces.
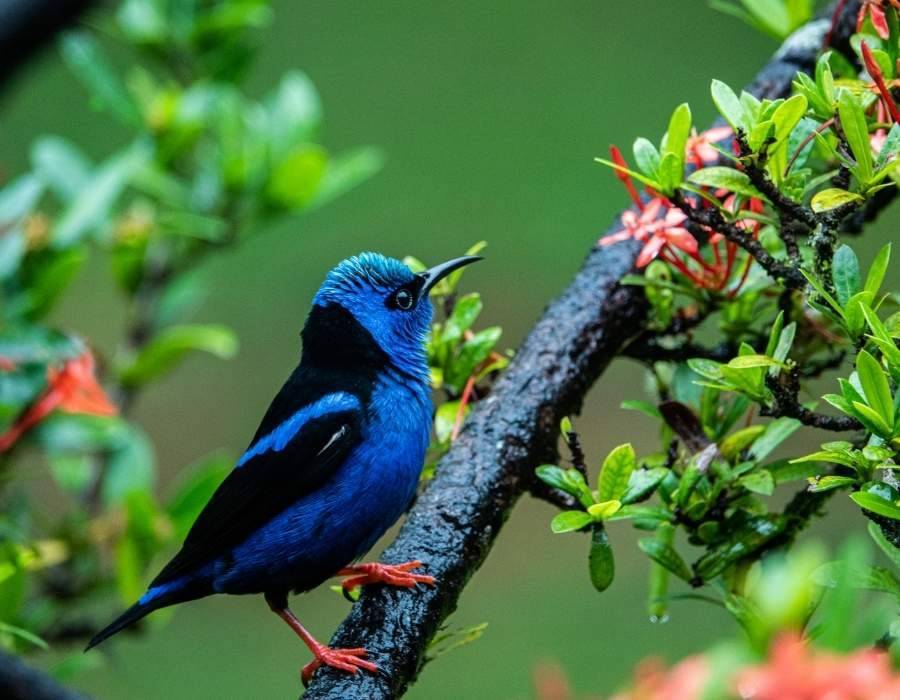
391 289 415 311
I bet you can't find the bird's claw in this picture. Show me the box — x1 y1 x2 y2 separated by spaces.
301 646 377 686
339 560 436 595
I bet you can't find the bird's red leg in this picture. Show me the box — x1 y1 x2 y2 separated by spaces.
337 559 436 596
265 595 377 686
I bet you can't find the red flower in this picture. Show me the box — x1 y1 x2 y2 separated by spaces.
858 1 894 39
685 126 733 168
737 633 900 700
0 351 117 453
603 197 696 268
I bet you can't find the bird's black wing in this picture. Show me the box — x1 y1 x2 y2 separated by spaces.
150 374 363 587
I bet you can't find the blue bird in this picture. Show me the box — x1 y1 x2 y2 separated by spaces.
86 252 481 683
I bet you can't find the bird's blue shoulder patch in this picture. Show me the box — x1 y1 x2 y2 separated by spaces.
236 391 361 467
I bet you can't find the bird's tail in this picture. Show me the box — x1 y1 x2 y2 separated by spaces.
85 577 203 651
85 599 158 651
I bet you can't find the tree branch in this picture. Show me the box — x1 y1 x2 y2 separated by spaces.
302 10 858 699
0 649 88 700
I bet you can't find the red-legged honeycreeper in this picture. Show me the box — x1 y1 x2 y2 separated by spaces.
86 252 481 684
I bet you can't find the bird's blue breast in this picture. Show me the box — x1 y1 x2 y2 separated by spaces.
212 374 431 594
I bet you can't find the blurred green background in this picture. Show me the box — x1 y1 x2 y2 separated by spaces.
1 1 896 697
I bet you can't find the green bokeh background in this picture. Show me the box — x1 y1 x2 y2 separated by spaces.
1 1 896 698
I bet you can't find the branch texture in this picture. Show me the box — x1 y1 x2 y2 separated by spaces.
303 10 858 699
0 649 88 700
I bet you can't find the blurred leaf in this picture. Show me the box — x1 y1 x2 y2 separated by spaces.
868 522 900 568
588 526 615 592
48 454 93 495
31 136 92 202
59 32 141 126
441 293 483 344
53 140 152 247
0 621 48 650
266 144 328 208
102 424 155 506
739 469 774 495
309 147 384 210
434 400 460 444
620 399 662 420
266 70 321 152
119 323 238 387
166 453 231 540
22 248 87 320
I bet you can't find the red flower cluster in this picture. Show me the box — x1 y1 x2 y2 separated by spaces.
601 128 759 295
857 1 898 39
737 633 900 700
0 351 117 453
609 634 900 700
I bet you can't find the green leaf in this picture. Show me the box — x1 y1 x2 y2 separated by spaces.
444 326 502 391
434 400 461 444
441 293 483 344
688 358 723 380
832 245 861 307
656 152 683 194
638 536 692 581
688 167 763 199
856 350 894 428
771 94 808 146
850 492 900 520
119 324 238 387
621 467 669 504
813 561 900 598
727 354 785 369
711 79 745 131
598 443 637 502
720 425 765 460
632 137 661 178
550 510 593 534
535 466 593 507
810 188 864 213
663 103 691 165
864 243 891 296
60 32 141 126
739 469 775 495
837 91 873 183
851 401 893 437
588 500 622 520
695 515 783 579
594 157 662 191
748 418 801 462
588 526 615 592
807 475 857 493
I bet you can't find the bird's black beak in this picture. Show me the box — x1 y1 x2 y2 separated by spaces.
415 255 483 300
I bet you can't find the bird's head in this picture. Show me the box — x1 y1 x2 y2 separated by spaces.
304 252 481 380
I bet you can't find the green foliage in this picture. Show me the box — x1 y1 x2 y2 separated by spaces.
0 0 389 660
710 0 816 41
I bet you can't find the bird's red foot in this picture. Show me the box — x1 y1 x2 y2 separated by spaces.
338 560 436 595
301 645 378 686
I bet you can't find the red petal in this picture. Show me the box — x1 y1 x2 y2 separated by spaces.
870 5 890 39
636 235 665 268
664 228 698 255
